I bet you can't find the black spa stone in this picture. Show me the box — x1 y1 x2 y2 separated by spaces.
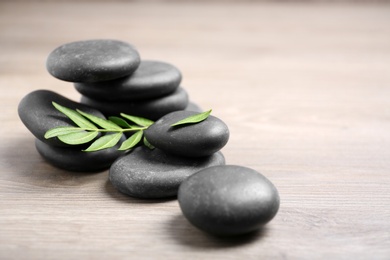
144 110 229 157
74 60 182 101
80 87 189 120
18 89 105 147
35 139 125 172
46 39 140 82
109 146 226 199
178 165 280 236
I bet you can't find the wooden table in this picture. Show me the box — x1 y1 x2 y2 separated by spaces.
1 1 390 259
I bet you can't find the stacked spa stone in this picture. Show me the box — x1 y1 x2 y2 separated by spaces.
18 39 281 237
18 89 125 172
76 60 192 120
109 109 230 199
18 39 226 179
46 39 193 120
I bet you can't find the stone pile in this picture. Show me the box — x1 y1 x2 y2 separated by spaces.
46 39 196 119
18 39 280 236
18 39 229 180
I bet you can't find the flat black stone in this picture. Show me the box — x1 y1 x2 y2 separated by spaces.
144 110 229 157
74 60 181 101
35 138 125 172
46 39 140 82
18 89 105 147
178 165 280 236
80 87 189 120
109 146 226 199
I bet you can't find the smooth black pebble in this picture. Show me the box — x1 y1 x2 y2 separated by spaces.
46 39 140 82
18 89 105 147
144 110 229 157
74 60 182 101
80 87 189 120
35 139 125 172
109 146 226 199
178 165 280 236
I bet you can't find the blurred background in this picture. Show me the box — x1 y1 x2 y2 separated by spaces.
1 1 390 258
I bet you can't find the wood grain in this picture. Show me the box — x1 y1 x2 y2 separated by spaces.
1 1 390 259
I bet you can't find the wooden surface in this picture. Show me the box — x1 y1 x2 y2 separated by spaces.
1 1 390 259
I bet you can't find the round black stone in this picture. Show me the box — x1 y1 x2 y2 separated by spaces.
35 138 125 172
109 146 226 199
74 60 181 101
46 39 140 82
80 87 189 120
178 165 280 236
144 110 229 157
18 89 105 147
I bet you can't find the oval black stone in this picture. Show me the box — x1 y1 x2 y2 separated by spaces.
109 146 226 199
46 39 140 82
74 60 181 101
80 87 189 120
144 110 229 157
18 89 105 147
178 165 280 236
35 139 125 172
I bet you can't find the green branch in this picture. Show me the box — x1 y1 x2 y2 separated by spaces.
44 102 212 152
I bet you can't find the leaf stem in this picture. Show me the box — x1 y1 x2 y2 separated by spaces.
79 127 148 133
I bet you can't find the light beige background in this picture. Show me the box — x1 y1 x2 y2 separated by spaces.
1 1 390 259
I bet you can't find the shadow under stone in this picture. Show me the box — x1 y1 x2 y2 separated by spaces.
165 213 268 249
104 179 177 204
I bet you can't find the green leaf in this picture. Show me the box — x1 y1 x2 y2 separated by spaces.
120 113 154 127
118 130 143 151
58 131 99 145
52 102 97 130
83 133 123 152
143 136 155 150
171 109 212 127
108 116 134 128
44 127 83 139
77 109 122 130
